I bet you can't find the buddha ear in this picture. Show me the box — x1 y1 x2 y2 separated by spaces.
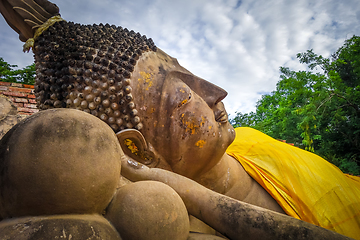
116 129 157 167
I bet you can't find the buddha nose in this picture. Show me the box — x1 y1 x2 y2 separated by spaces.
177 72 228 108
194 78 228 108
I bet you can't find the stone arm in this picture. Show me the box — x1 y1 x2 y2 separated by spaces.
121 157 354 240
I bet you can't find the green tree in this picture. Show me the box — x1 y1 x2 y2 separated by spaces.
0 57 35 84
230 36 360 175
297 37 360 174
230 112 258 128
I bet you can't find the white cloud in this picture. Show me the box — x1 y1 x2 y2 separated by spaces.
1 0 359 116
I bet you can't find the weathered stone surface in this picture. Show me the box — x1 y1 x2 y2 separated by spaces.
0 95 26 139
0 214 122 240
106 181 190 240
187 233 226 240
0 109 122 219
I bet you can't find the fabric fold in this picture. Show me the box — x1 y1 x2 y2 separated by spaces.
226 127 360 239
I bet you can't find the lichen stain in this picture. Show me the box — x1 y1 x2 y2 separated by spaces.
195 140 206 148
180 113 206 135
138 71 154 91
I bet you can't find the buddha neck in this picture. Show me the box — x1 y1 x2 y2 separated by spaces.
193 153 253 198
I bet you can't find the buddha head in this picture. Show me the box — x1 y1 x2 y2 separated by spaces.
29 20 235 179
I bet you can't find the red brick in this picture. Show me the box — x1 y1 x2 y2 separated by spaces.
0 82 11 86
2 91 27 97
9 87 32 93
17 107 39 113
11 83 23 87
0 86 9 91
27 94 36 99
29 99 37 104
24 103 37 109
23 84 34 89
13 98 29 103
13 102 24 107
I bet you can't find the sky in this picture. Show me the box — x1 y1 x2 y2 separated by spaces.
1 0 360 116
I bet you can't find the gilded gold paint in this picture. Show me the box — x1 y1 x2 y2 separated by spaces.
200 116 205 127
178 99 188 107
195 140 206 148
180 114 206 135
138 71 154 91
124 139 138 154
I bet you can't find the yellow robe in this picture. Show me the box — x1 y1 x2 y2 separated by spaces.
226 127 360 239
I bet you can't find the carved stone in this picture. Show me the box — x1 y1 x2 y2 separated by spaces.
106 181 190 240
0 1 358 239
0 109 122 219
0 214 122 240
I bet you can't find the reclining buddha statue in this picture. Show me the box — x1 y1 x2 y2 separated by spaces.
0 0 359 239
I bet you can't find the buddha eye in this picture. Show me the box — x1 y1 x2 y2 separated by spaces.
177 93 192 108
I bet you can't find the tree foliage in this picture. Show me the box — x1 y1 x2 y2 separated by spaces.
0 57 35 84
230 36 360 175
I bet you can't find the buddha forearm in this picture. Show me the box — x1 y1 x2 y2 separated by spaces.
200 195 354 240
121 159 353 240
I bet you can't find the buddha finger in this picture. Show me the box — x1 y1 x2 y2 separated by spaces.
120 156 152 182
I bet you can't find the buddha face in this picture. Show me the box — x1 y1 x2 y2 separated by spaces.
129 49 235 179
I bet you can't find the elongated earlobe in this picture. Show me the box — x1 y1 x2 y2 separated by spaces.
116 129 158 167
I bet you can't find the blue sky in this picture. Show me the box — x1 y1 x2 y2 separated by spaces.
1 0 359 116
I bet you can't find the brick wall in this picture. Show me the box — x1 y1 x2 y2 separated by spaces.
0 82 38 116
